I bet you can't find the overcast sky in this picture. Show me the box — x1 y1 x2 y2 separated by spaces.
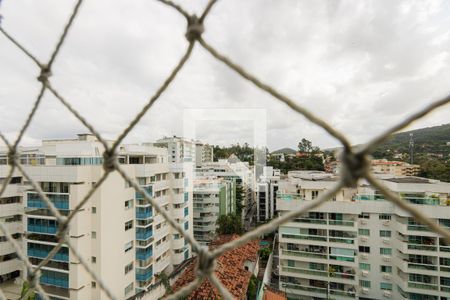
1 0 449 151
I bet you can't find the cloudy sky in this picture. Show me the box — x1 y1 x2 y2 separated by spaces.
1 0 449 151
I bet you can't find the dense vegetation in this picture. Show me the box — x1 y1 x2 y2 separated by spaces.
213 143 256 164
371 123 450 182
216 213 243 235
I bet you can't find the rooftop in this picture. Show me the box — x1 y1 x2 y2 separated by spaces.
171 234 259 299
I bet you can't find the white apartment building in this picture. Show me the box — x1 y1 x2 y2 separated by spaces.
0 169 23 285
256 166 281 223
192 177 235 245
195 158 253 223
0 134 193 300
194 142 214 167
277 170 450 300
154 136 195 164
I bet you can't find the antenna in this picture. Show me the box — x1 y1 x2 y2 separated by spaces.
409 133 414 164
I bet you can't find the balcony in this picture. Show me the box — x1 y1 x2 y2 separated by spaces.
136 249 153 261
40 270 69 289
136 230 153 241
28 247 69 262
136 208 153 219
27 223 58 235
27 193 69 210
293 218 327 225
136 268 153 282
408 263 438 271
281 266 328 277
328 220 354 227
281 249 327 260
407 244 437 252
281 234 327 242
135 185 153 200
408 282 438 291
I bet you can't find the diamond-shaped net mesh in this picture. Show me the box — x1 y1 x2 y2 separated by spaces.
0 1 449 299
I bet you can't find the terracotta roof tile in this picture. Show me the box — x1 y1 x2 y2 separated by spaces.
171 234 259 299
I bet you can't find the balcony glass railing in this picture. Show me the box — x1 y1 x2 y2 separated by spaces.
136 230 153 240
354 195 440 206
329 237 355 244
408 244 437 251
28 247 69 262
281 266 327 277
408 225 430 231
27 224 58 235
40 270 69 289
294 218 327 225
408 263 437 271
27 193 69 210
136 249 153 260
135 186 153 200
282 249 327 259
329 220 354 227
281 234 327 242
136 208 152 219
329 255 355 262
136 269 153 282
408 282 438 290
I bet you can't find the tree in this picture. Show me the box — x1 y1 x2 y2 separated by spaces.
21 281 36 300
216 214 243 235
235 185 244 217
247 275 258 300
298 138 313 152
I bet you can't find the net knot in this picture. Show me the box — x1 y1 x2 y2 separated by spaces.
7 149 19 164
27 270 39 287
340 148 369 188
196 246 215 277
37 65 52 83
102 150 117 172
185 15 204 42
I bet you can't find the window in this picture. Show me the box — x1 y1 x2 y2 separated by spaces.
380 230 391 237
380 248 392 255
124 262 133 274
91 231 96 239
381 265 392 273
380 282 392 290
359 246 370 253
92 282 96 288
92 206 96 214
359 263 370 271
92 256 96 263
379 214 391 220
360 280 371 288
312 190 319 199
358 229 370 236
125 220 133 231
287 260 295 267
358 212 370 219
125 200 133 210
125 283 134 295
124 241 133 253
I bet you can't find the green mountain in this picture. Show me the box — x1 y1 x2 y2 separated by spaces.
372 123 450 158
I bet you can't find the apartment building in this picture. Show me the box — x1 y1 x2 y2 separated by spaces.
256 166 281 223
154 136 195 164
0 168 23 284
277 171 450 300
192 177 235 244
194 142 214 167
196 159 253 222
0 134 193 300
371 159 421 177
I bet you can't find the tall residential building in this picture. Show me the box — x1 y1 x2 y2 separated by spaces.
154 136 195 164
277 170 450 300
256 166 281 223
194 142 214 167
192 177 236 245
195 158 254 223
0 168 23 284
0 134 193 300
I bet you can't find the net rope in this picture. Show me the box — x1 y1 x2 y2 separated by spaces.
0 0 450 299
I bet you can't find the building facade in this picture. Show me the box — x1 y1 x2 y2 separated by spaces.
277 171 450 300
0 134 193 300
256 166 281 223
192 177 236 245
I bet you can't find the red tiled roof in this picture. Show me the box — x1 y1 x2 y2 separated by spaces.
263 286 286 300
171 234 259 299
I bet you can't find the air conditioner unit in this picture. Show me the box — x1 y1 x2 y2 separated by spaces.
360 236 368 242
361 270 369 277
383 291 392 297
383 256 391 262
361 253 369 260
383 238 390 245
360 220 368 225
383 220 390 226
361 288 369 294
383 273 392 280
